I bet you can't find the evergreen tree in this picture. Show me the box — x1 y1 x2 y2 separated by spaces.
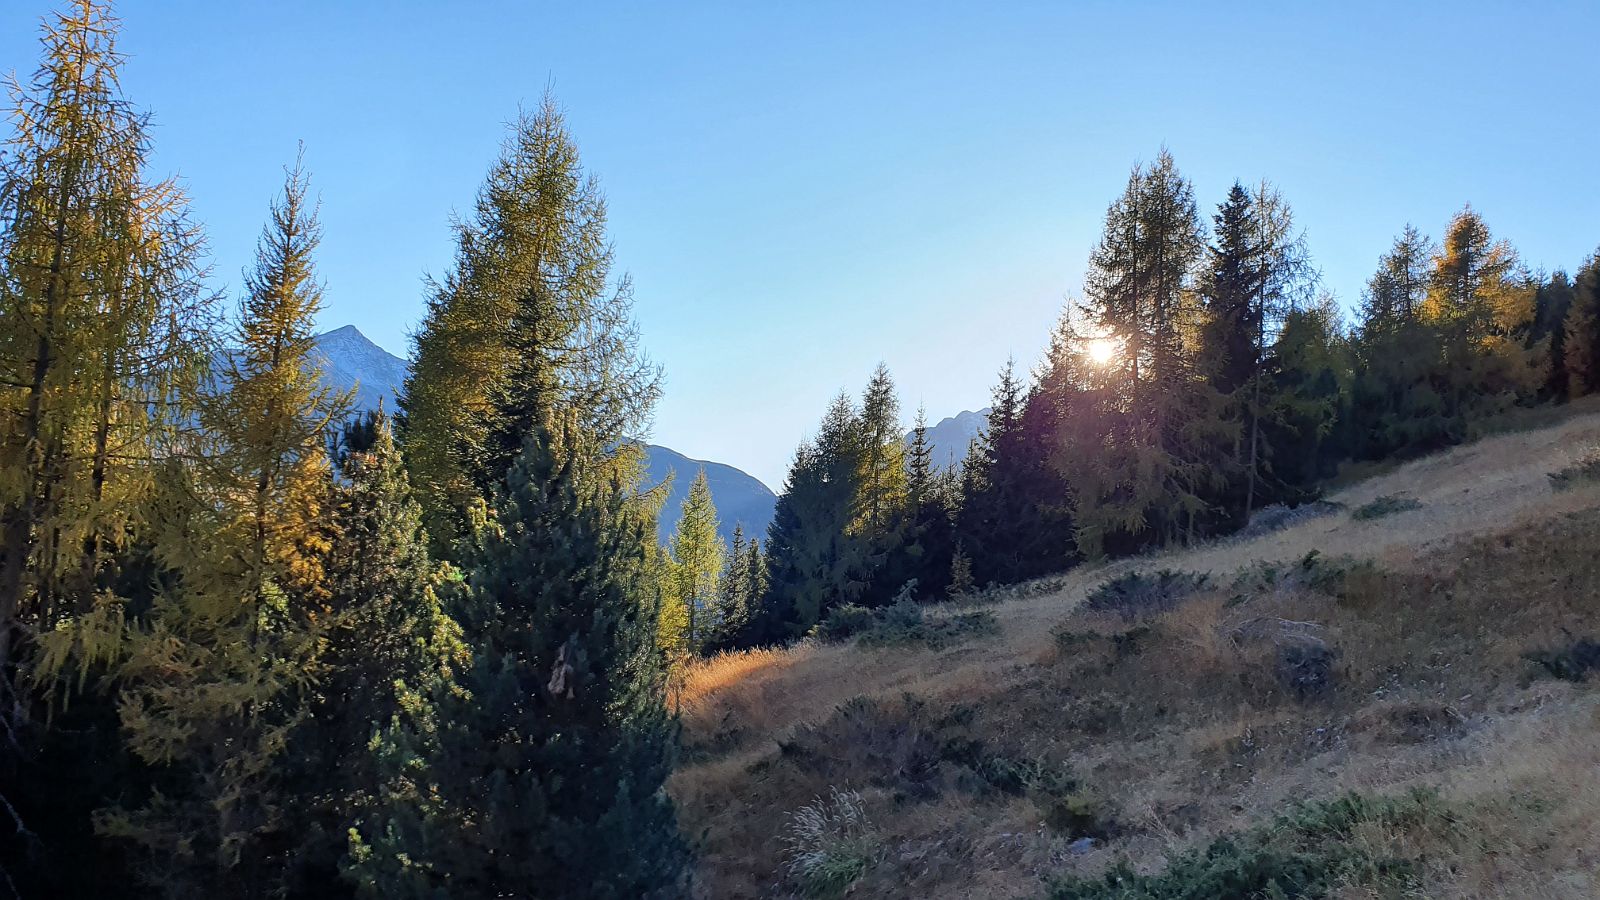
664 468 725 661
1197 180 1314 519
285 412 467 895
1349 226 1452 457
1531 271 1574 399
1563 252 1600 398
108 159 347 898
755 393 863 640
348 419 689 899
899 408 957 598
957 359 1076 584
399 94 661 556
707 524 751 653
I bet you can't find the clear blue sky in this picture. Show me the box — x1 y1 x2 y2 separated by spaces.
4 1 1597 488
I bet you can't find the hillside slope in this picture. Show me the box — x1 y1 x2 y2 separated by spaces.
674 404 1600 899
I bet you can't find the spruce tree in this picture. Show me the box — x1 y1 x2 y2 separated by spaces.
349 419 689 899
399 95 660 555
285 412 467 893
108 158 346 898
900 408 956 598
664 468 725 661
707 524 751 653
1563 252 1600 398
756 392 864 639
1349 227 1451 457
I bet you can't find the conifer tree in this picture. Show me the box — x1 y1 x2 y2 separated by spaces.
399 95 660 555
285 411 467 892
664 468 724 661
756 392 864 639
900 408 956 598
1349 226 1451 457
348 419 689 899
1070 150 1219 554
1563 253 1600 398
1423 207 1540 422
854 363 908 534
106 159 346 898
1197 180 1314 518
707 524 751 652
956 360 1074 583
0 0 212 697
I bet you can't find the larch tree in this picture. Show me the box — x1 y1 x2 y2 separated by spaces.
106 158 347 898
0 0 212 705
1071 150 1218 554
398 94 660 556
1423 207 1540 422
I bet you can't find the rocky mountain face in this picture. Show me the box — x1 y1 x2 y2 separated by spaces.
910 407 990 471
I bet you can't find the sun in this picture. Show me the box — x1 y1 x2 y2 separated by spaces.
1085 337 1118 366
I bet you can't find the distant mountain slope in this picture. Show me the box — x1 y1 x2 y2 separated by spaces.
313 325 409 413
309 325 775 546
643 444 777 547
910 407 990 471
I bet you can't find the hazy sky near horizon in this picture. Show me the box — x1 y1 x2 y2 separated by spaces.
4 1 1597 488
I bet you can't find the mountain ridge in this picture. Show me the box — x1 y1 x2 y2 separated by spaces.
309 325 775 545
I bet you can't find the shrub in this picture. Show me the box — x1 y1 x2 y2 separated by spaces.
1352 494 1423 520
975 754 1112 838
1084 570 1210 621
783 787 878 898
1046 789 1448 899
816 599 998 649
813 604 877 641
1548 448 1600 491
1525 637 1600 681
1276 639 1336 700
1237 500 1344 539
1230 550 1373 599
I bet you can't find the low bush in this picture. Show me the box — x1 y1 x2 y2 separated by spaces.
1547 448 1600 491
1229 549 1374 599
1352 494 1423 520
813 604 876 641
815 600 998 649
1084 570 1209 621
1525 636 1600 682
1046 789 1450 899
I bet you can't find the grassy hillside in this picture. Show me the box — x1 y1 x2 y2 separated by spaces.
673 403 1600 898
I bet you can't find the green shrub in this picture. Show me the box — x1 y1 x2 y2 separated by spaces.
1548 449 1600 491
1046 789 1448 899
1352 494 1423 520
1085 570 1209 621
813 604 877 641
817 600 999 649
1525 637 1600 681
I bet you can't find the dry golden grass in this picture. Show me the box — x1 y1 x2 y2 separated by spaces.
673 403 1600 898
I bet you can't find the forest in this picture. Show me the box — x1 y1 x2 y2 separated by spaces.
2 2 1598 899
